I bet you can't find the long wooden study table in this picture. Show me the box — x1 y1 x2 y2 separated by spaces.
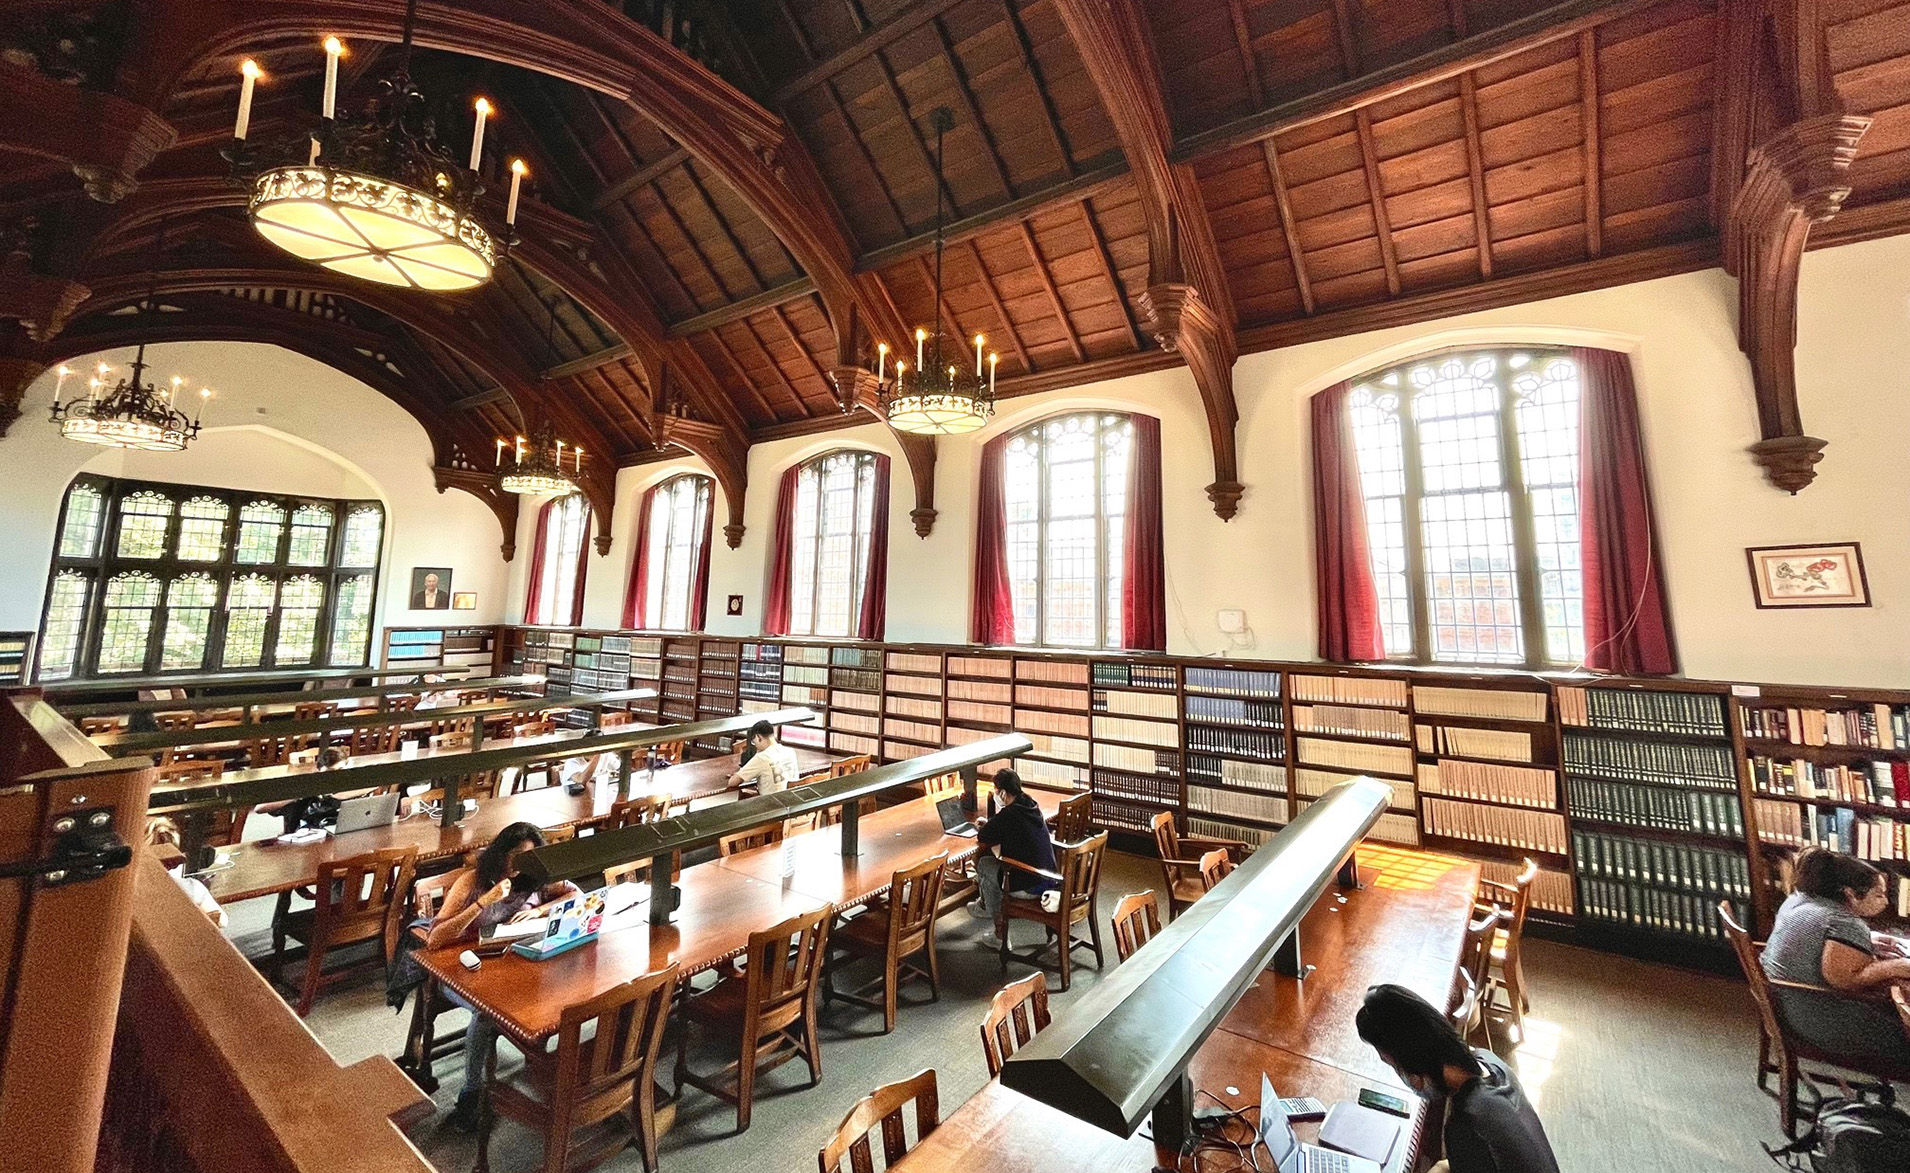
891 844 1481 1173
418 789 1063 1046
198 742 842 903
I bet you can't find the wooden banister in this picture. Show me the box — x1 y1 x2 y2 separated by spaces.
96 858 434 1173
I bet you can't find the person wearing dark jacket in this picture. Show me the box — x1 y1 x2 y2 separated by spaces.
1355 984 1560 1173
968 769 1057 944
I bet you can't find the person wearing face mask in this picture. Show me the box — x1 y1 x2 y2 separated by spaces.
1354 984 1559 1173
1762 847 1910 1068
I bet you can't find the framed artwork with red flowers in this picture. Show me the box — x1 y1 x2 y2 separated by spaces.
1746 543 1871 608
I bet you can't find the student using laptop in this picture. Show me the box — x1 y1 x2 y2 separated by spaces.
1354 984 1559 1173
727 720 800 795
967 769 1057 945
426 823 580 1131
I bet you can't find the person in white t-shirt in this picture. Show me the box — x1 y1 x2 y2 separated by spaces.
727 720 799 795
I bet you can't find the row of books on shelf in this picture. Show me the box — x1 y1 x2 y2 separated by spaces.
1092 690 1178 719
1093 743 1178 776
1092 767 1178 806
1749 756 1910 806
0 632 28 685
1183 666 1282 698
1290 675 1408 707
1295 703 1409 741
1413 686 1548 723
1094 662 1178 690
1741 704 1910 750
1185 755 1286 793
1478 860 1574 916
1561 732 1737 790
1421 797 1567 854
1189 785 1288 826
1416 724 1535 762
1092 715 1179 748
1186 726 1283 761
1564 778 1747 838
1189 816 1271 849
1016 660 1087 684
1418 760 1558 810
1571 828 1751 899
834 669 881 691
1091 797 1159 834
887 673 941 697
1557 686 1727 737
1576 883 1744 943
1294 768 1415 811
1297 737 1412 777
1752 800 1910 861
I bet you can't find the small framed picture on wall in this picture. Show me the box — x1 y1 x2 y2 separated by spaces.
1746 543 1870 609
410 567 453 610
451 592 477 610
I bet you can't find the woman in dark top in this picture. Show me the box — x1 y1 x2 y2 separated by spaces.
1761 848 1910 1067
1355 984 1560 1173
967 769 1058 944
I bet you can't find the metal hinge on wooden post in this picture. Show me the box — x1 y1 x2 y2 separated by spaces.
0 807 133 885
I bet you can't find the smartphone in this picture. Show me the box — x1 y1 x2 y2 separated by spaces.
1357 1088 1411 1117
1277 1097 1326 1121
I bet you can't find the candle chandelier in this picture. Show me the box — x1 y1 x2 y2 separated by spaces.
48 352 211 452
223 0 528 292
878 107 997 435
498 424 581 497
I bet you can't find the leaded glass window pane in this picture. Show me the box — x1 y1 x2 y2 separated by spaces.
997 413 1132 649
59 484 105 559
275 574 325 664
160 574 220 671
786 452 878 638
1514 355 1585 664
329 575 374 666
98 572 161 673
287 504 334 566
174 497 230 562
222 574 277 667
38 571 91 681
340 507 383 567
235 501 286 563
643 475 712 631
115 492 173 559
531 497 589 625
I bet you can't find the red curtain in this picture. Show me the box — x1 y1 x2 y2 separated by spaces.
565 504 591 626
1573 347 1676 675
621 484 657 629
761 465 801 636
522 499 554 624
971 431 1016 644
857 454 891 640
689 481 714 631
1312 381 1384 661
1121 414 1167 651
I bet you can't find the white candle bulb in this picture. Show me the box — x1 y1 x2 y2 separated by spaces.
506 159 527 224
974 333 985 376
876 341 888 382
470 98 492 170
555 439 565 468
309 138 321 165
235 60 261 140
896 361 907 384
321 37 343 120
53 366 71 399
495 438 506 467
915 327 926 369
97 362 111 377
989 352 999 394
575 446 583 473
515 435 526 462
169 375 183 402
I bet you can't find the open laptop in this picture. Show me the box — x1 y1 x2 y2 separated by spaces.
333 792 400 835
1259 1076 1382 1173
936 796 979 837
510 887 608 960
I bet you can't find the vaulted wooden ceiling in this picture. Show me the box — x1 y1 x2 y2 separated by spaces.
3 0 1907 539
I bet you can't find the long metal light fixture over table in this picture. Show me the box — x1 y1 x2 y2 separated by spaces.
998 777 1391 1148
515 733 1033 925
56 674 543 721
40 663 472 699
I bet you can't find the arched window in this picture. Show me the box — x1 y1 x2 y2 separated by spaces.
627 474 713 631
527 495 591 626
766 450 889 639
973 412 1164 651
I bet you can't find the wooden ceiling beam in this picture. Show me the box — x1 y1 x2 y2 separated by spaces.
449 386 512 410
0 60 176 204
1579 30 1603 259
1173 0 1672 161
1261 140 1315 314
541 343 634 381
966 239 1035 374
593 146 691 211
1457 74 1493 279
667 277 818 337
772 0 973 104
1002 0 1080 179
1016 220 1086 365
1079 199 1145 353
855 162 1131 271
1354 112 1401 296
933 14 1017 204
1054 0 1243 519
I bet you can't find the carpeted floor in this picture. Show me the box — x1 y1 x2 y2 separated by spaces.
231 849 1787 1173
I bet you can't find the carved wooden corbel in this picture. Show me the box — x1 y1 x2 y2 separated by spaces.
662 415 751 548
432 464 522 561
1726 112 1870 493
894 433 939 538
0 62 175 203
1137 279 1243 519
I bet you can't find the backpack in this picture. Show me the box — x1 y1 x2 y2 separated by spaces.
1768 1096 1910 1173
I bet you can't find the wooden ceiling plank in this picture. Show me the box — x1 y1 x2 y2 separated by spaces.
703 327 782 425
771 303 838 410
679 157 774 292
578 368 646 452
776 0 913 240
934 14 1019 203
914 255 970 350
593 146 692 211
668 277 821 337
541 342 636 381
773 0 974 104
1226 0 1268 108
1174 0 1671 161
857 161 1130 270
860 24 964 222
1003 0 1082 178
966 238 1036 373
1458 73 1494 278
1018 219 1088 364
1330 0 1365 75
651 172 743 309
1580 28 1604 258
1262 139 1317 313
1078 198 1146 351
737 314 813 418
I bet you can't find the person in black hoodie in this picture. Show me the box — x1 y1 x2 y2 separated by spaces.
1354 984 1560 1173
968 769 1057 944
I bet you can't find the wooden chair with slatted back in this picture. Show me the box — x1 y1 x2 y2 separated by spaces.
430 730 471 751
398 869 467 1093
1150 811 1247 920
477 963 681 1173
580 793 671 837
1051 792 1093 843
675 905 833 1132
79 715 125 737
1895 986 1910 1042
271 845 418 1016
719 822 785 858
1446 907 1502 1048
155 760 252 849
828 754 874 780
652 739 687 766
152 711 197 765
1475 859 1539 1040
1112 891 1162 963
818 1069 939 1173
979 973 1052 1077
922 772 963 801
998 831 1107 992
1198 848 1233 893
246 732 306 770
293 700 338 724
815 797 878 828
826 853 947 1033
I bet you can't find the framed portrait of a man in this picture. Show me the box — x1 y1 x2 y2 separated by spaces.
410 567 453 610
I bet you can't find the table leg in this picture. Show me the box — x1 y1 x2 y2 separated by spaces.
1150 1070 1194 1153
1272 928 1312 980
439 775 462 828
1337 849 1362 890
618 749 633 801
180 809 216 873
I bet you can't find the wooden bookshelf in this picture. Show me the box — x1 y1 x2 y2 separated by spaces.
0 632 33 686
381 625 498 678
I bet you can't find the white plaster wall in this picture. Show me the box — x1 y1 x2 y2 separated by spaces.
1 342 513 658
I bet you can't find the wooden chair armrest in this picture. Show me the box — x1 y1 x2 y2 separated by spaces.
1181 834 1249 852
997 856 1065 885
1161 856 1207 871
1766 976 1901 1007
